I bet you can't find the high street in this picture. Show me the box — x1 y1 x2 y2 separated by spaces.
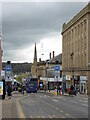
1 91 88 119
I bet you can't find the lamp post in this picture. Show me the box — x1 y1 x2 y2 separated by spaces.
71 52 74 86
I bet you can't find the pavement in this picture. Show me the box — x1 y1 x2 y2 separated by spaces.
39 89 88 98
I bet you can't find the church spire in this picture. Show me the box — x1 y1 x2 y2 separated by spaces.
34 43 37 63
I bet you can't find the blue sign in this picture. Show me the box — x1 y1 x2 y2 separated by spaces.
55 65 60 71
6 66 11 72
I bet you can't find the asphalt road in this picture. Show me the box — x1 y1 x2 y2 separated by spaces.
15 91 88 119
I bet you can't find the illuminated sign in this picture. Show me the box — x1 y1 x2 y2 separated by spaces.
0 81 3 95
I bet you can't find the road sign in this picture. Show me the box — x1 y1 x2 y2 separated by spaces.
1 70 5 77
55 65 60 71
6 66 12 76
6 66 11 71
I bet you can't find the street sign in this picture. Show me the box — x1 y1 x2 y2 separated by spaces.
1 70 5 77
6 66 12 76
6 66 11 71
55 65 60 71
55 65 60 81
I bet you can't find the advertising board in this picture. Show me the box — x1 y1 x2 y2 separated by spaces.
0 81 3 95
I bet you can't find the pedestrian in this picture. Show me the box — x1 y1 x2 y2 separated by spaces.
21 83 24 94
7 83 12 99
74 84 76 96
68 86 70 95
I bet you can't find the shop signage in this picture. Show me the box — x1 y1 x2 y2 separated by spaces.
80 76 87 81
74 76 78 80
66 75 71 80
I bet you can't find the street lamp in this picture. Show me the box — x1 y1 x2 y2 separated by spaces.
70 52 74 86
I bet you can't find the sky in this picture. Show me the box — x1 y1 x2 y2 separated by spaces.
1 1 88 63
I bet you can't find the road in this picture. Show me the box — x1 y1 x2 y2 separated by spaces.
14 91 88 119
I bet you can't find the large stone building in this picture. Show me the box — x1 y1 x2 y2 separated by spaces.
62 3 90 94
0 35 2 76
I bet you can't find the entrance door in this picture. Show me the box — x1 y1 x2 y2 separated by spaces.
81 83 84 93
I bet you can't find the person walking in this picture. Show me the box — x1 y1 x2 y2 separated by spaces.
7 83 12 99
21 83 24 94
74 84 76 96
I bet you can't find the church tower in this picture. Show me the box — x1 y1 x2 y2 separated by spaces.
34 43 37 63
31 43 37 78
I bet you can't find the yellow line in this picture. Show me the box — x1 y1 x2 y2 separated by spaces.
16 100 26 119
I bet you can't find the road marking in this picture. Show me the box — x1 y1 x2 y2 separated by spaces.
56 108 59 110
79 100 88 103
53 115 56 117
37 115 40 118
41 115 45 118
52 99 59 102
58 97 65 100
82 104 88 106
30 115 33 118
65 113 70 117
48 115 52 118
60 110 63 113
16 100 26 119
62 116 66 118
71 101 78 103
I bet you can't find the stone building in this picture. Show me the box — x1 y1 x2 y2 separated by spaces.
0 35 2 76
31 43 38 78
62 3 90 94
31 43 62 89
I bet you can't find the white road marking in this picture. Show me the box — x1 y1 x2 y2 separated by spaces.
79 100 88 103
65 113 70 117
82 104 88 106
52 99 59 102
48 115 52 118
62 116 66 118
60 110 63 113
71 101 78 104
58 97 65 100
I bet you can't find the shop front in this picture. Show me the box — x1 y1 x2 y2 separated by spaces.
80 76 87 94
74 76 80 93
62 75 66 91
66 75 71 89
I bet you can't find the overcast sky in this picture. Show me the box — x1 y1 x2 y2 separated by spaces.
1 2 88 63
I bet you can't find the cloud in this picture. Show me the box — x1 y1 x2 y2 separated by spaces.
2 2 88 62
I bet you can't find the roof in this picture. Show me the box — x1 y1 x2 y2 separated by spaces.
37 53 62 65
50 53 62 64
62 3 90 34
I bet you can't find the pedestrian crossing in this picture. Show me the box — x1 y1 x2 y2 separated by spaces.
29 114 66 118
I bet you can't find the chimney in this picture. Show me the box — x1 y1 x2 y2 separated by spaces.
53 51 54 58
39 58 41 62
49 53 51 59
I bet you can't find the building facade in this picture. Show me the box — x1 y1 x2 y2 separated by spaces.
31 43 62 90
31 43 38 78
62 3 90 94
0 35 2 76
